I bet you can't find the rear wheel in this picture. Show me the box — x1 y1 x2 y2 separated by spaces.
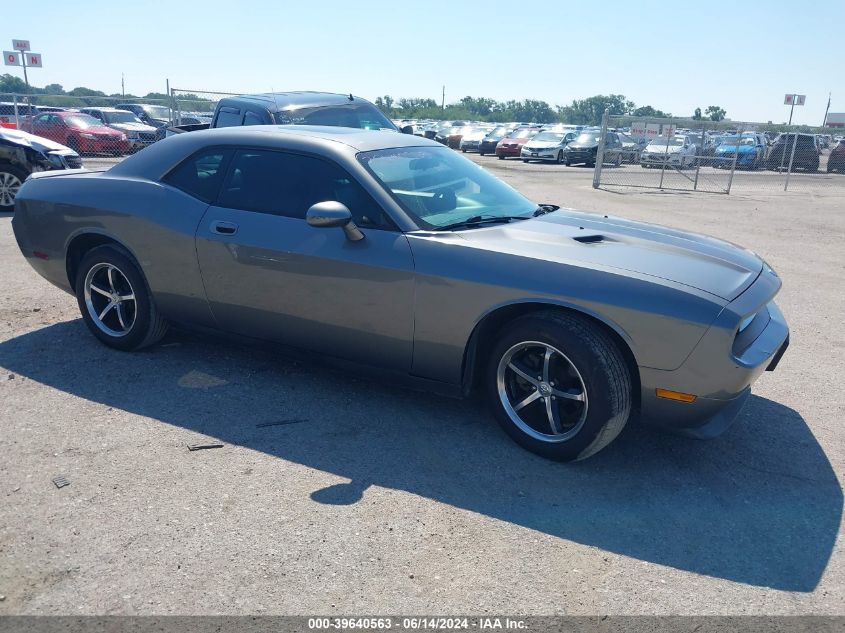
75 245 168 351
486 311 631 461
498 155 505 160
0 163 26 210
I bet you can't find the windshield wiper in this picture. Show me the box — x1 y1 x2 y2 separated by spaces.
533 204 560 217
434 215 530 231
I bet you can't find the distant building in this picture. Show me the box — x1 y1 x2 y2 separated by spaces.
825 112 845 128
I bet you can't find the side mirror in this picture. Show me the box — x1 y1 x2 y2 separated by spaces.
306 201 364 242
401 125 414 135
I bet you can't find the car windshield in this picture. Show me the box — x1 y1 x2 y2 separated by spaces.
648 136 685 147
359 146 536 229
141 105 171 119
720 135 757 146
508 128 537 139
64 115 102 129
533 132 565 142
103 111 142 124
574 132 601 144
275 103 396 130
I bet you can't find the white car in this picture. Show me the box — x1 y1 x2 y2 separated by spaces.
79 107 159 152
640 135 698 169
520 130 577 163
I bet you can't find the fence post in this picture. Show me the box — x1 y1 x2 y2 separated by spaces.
12 94 19 129
592 109 609 189
784 132 798 191
693 126 704 191
726 126 741 194
658 119 670 190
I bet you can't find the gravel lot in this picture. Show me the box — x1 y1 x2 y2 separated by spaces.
0 158 842 615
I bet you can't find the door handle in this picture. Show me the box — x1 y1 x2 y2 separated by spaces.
211 220 238 235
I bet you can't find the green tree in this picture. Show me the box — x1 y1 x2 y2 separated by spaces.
692 107 702 120
0 73 29 93
557 94 634 125
631 105 670 118
705 105 727 122
43 83 65 95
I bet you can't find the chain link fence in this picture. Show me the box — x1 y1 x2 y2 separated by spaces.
593 113 845 193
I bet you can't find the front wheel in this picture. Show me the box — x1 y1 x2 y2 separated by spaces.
498 155 505 160
75 245 168 351
486 311 632 461
0 163 27 210
557 151 564 164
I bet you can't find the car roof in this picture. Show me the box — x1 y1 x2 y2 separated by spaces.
81 107 130 113
108 125 440 180
218 92 369 112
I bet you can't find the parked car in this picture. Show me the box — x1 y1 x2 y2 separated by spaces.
826 138 845 173
712 133 768 169
0 127 82 210
29 111 129 156
563 130 622 167
765 133 820 172
459 127 492 153
520 130 576 163
446 125 477 149
639 135 697 169
0 102 38 127
495 127 540 160
618 132 648 164
478 126 509 156
168 92 406 137
79 107 159 152
11 126 789 461
115 103 172 129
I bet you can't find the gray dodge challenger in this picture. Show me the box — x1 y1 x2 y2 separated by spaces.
11 126 789 461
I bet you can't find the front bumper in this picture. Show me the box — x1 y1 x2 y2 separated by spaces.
496 144 523 157
639 271 790 438
521 147 559 161
564 149 597 164
640 153 684 166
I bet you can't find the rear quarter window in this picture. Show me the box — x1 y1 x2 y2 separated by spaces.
215 107 242 128
163 149 232 202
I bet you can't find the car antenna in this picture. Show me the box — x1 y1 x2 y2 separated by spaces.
348 93 354 101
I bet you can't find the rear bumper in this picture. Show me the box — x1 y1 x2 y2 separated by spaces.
639 276 789 437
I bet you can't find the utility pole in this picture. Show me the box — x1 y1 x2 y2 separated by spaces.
121 73 125 97
20 52 29 93
823 92 831 127
441 85 445 112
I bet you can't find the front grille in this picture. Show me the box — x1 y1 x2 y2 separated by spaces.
139 132 156 142
95 134 115 140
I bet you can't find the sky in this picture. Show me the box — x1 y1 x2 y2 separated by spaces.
4 0 843 125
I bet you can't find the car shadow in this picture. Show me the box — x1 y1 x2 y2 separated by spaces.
1 319 840 592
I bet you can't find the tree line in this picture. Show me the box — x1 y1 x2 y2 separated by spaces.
2 74 737 125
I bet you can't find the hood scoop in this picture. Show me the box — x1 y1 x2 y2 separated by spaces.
573 234 607 244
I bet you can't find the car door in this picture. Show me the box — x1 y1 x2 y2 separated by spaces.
31 114 62 142
195 147 415 371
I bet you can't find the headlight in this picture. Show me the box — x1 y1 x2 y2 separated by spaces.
119 133 127 140
45 152 65 169
80 133 96 139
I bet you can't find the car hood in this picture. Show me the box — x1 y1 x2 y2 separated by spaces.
0 127 75 154
108 122 157 133
454 210 762 301
525 141 560 149
567 142 598 149
716 144 756 153
645 144 681 153
500 137 530 145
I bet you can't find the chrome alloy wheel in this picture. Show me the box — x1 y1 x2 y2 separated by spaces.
496 341 588 442
0 171 22 208
83 263 137 337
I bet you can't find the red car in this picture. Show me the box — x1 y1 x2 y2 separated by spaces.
495 127 541 160
29 111 129 156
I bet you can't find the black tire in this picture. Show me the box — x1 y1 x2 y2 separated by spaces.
461 148 467 153
479 152 485 156
564 158 571 166
0 163 28 211
486 311 631 461
557 151 564 164
522 159 529 163
74 245 168 351
498 155 505 160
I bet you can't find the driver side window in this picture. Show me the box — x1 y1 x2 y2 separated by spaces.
217 149 396 230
